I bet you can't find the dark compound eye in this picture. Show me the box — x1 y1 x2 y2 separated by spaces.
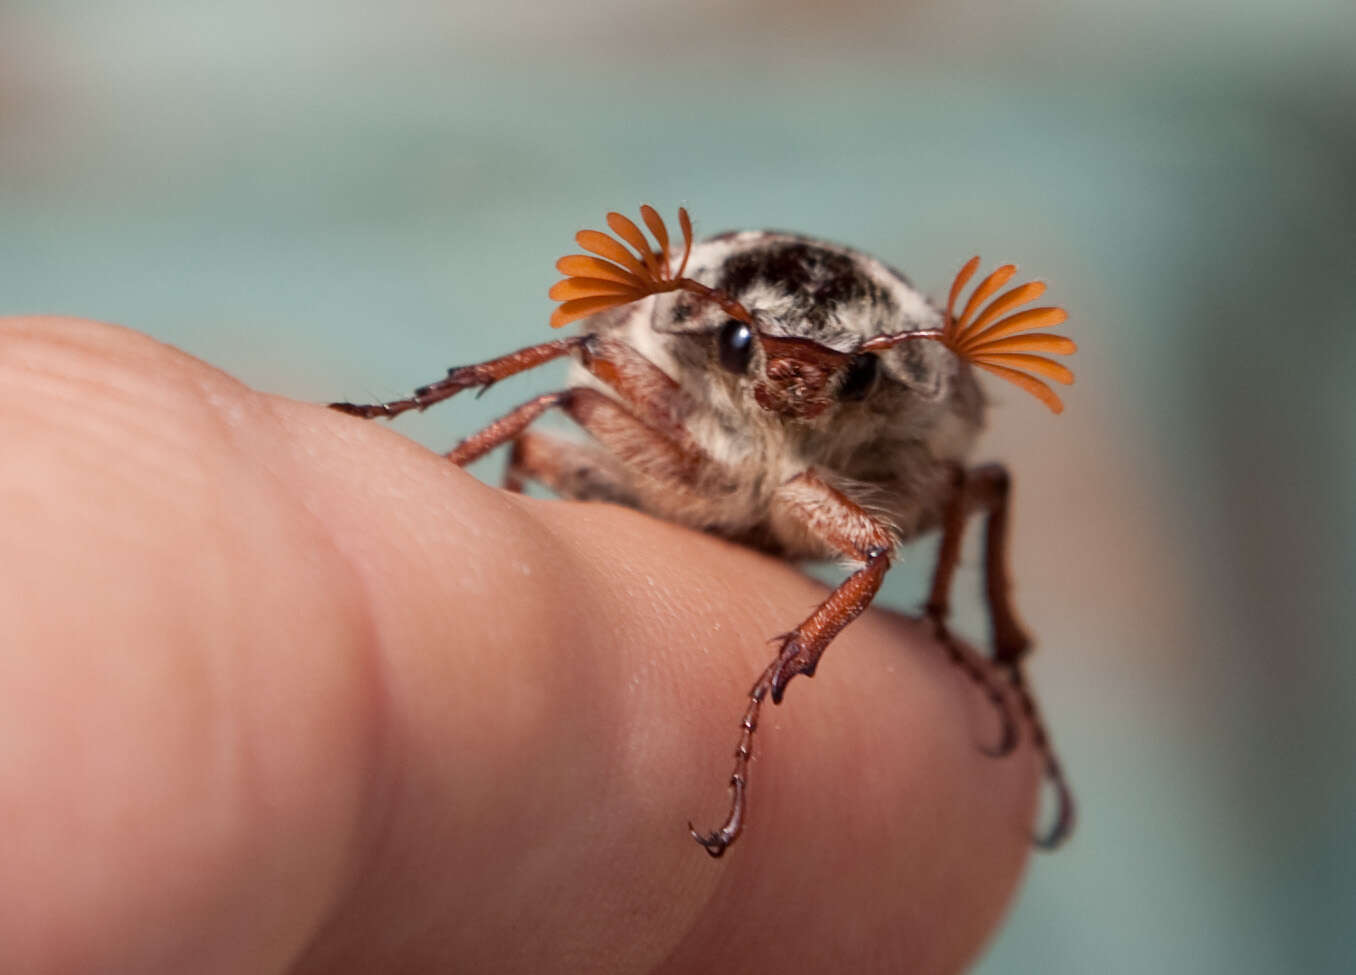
839 353 879 401
717 320 754 374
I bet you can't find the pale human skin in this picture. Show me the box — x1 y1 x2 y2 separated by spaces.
0 317 1039 973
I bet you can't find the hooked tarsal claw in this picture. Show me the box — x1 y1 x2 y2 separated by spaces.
769 636 817 704
977 698 1020 758
690 771 747 857
1033 763 1076 850
689 822 735 858
329 400 389 418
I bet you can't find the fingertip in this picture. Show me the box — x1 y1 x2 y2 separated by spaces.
261 383 1045 973
652 602 1041 973
0 318 390 972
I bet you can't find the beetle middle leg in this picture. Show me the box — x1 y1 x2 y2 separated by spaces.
928 463 1074 848
963 463 1075 848
445 385 715 495
501 431 638 508
926 465 1021 756
690 469 895 857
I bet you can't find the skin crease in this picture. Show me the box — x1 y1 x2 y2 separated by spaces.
0 317 1039 974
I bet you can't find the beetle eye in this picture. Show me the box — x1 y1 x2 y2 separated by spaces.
717 320 754 374
839 353 879 401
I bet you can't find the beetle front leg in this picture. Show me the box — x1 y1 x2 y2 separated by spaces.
330 336 589 419
690 470 894 857
329 332 701 439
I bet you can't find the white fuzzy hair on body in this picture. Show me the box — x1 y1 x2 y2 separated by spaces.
566 230 986 562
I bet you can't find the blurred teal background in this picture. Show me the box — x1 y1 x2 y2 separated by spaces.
3 1 1354 970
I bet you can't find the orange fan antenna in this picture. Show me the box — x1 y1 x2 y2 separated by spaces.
858 257 1075 413
941 257 1076 413
550 205 751 329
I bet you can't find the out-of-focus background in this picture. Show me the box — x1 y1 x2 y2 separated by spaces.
4 1 1353 970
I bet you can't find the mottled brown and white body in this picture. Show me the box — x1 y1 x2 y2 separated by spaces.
560 232 984 559
331 215 1074 857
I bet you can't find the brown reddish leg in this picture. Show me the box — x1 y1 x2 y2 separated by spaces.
331 332 723 493
444 387 708 488
690 470 894 857
501 431 636 506
933 463 1075 849
926 466 1020 757
330 337 587 418
329 333 701 444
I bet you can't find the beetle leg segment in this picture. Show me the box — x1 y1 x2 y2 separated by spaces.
933 462 1075 848
572 335 702 445
927 465 1021 756
691 470 893 857
329 332 702 440
330 337 588 419
502 431 638 507
1008 665 1075 848
966 464 1032 663
968 463 1075 848
443 386 703 481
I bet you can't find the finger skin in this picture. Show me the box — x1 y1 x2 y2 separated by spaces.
0 318 1039 974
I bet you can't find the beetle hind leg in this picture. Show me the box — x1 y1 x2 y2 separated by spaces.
927 465 1021 756
967 462 1076 848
